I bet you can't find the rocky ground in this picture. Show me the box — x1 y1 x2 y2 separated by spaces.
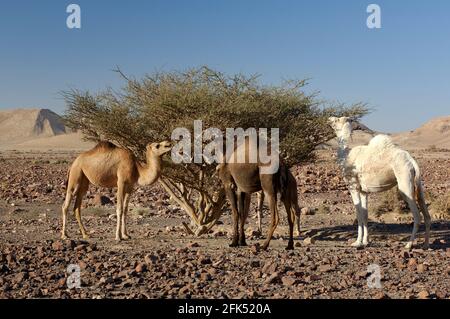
0 149 449 299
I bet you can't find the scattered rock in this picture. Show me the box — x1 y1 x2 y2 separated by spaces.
417 264 427 273
262 261 277 274
264 272 280 284
374 291 390 299
301 207 315 216
407 258 417 270
281 276 297 286
135 263 147 273
200 273 212 281
303 237 315 245
13 272 28 284
318 265 334 273
144 254 158 265
51 241 65 251
92 194 112 206
187 242 200 248
417 290 430 299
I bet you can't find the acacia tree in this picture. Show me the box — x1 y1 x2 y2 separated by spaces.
63 67 368 235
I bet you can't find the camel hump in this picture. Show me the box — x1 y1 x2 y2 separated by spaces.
368 134 395 150
83 141 119 156
94 141 117 149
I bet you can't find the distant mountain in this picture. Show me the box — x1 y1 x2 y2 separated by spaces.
392 116 450 150
0 108 92 150
0 108 68 142
1 108 449 151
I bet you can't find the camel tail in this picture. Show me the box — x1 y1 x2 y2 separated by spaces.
411 161 426 211
279 166 301 213
278 165 290 200
412 159 431 246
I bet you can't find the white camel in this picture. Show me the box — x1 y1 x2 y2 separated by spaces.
328 117 431 250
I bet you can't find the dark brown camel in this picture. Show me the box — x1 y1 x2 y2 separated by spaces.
216 138 301 250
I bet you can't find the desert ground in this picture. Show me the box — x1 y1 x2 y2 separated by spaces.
0 147 448 299
0 109 449 299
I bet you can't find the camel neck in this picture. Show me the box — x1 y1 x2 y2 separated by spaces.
137 152 161 186
146 152 161 169
336 132 351 169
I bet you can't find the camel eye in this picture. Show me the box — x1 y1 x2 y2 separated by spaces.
156 144 160 149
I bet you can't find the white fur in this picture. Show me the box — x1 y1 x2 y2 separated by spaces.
328 117 431 250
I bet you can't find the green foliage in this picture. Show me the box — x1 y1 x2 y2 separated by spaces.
64 67 367 165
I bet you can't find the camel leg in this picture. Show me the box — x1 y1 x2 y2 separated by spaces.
262 192 279 250
256 191 264 233
225 187 239 247
290 188 301 237
74 177 89 239
238 191 249 246
295 206 301 237
361 192 369 246
398 181 421 250
115 182 125 241
121 191 131 240
349 188 364 247
61 188 74 240
283 197 294 250
417 182 431 249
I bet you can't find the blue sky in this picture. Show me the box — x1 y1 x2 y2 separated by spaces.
0 0 449 132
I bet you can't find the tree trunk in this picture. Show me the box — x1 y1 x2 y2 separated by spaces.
158 178 226 236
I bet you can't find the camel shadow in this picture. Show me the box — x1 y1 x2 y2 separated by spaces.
301 220 450 250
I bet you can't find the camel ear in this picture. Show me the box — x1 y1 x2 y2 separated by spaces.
328 117 336 124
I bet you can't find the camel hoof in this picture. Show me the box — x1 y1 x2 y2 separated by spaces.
229 241 239 248
122 234 131 240
115 237 122 242
61 235 69 240
423 243 430 250
351 241 364 248
404 242 413 251
82 234 90 240
285 244 294 250
239 241 247 247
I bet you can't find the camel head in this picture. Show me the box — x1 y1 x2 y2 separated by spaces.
328 116 353 138
146 140 172 156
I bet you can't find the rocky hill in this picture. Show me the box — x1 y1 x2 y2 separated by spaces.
392 116 450 150
0 108 92 150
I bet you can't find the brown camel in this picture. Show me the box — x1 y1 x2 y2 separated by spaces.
256 182 301 236
217 139 301 250
61 141 172 241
